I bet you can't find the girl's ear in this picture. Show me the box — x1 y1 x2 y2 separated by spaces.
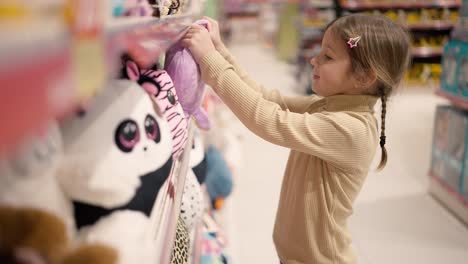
353 69 377 92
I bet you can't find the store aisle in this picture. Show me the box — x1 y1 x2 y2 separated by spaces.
222 43 296 264
224 43 468 264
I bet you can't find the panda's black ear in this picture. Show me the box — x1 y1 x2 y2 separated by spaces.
120 53 132 79
150 62 161 71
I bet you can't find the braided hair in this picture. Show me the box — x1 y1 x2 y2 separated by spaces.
377 88 388 171
326 14 411 171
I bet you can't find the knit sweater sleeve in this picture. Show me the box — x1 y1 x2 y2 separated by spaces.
217 45 318 113
200 51 371 170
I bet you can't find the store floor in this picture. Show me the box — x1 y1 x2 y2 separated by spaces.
220 43 468 264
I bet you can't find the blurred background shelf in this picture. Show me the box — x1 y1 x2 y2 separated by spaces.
429 173 468 225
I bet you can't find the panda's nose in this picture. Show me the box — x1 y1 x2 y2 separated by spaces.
143 146 148 152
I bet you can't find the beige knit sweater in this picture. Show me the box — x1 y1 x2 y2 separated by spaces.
199 46 379 264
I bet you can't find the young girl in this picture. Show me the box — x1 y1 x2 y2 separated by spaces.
182 14 410 264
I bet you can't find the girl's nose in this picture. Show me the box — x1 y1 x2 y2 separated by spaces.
310 57 317 68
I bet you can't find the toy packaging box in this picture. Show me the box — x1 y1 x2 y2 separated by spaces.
441 40 468 100
432 105 468 196
441 41 461 96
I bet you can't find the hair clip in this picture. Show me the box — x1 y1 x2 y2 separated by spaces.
347 36 361 48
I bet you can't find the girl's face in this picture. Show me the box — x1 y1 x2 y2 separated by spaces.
310 29 367 96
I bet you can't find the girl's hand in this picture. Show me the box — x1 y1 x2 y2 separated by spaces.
203 16 225 50
181 24 216 63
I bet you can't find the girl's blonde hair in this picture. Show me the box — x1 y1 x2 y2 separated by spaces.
326 14 411 171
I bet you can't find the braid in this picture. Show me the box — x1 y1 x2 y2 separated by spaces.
377 90 388 171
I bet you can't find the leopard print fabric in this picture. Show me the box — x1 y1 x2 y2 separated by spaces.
171 216 190 264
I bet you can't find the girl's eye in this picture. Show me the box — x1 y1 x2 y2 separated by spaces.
324 55 332 60
144 115 161 143
115 120 140 153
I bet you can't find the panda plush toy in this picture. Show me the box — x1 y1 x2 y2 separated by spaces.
57 80 174 264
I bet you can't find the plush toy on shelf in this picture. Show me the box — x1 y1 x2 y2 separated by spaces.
170 216 190 264
0 206 117 264
124 59 189 160
165 19 211 131
205 145 233 210
58 79 174 224
180 170 204 232
57 80 174 264
163 0 185 16
202 89 244 173
0 122 75 237
190 128 207 184
77 210 158 264
147 0 185 17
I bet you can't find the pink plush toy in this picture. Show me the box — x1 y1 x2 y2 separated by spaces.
125 60 189 159
164 20 211 131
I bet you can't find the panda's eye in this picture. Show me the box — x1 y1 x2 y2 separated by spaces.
115 120 140 153
145 115 161 143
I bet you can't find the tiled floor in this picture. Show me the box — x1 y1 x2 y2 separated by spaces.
220 43 468 263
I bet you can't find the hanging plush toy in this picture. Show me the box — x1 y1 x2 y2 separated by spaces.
190 128 207 184
200 229 223 264
179 128 206 232
77 210 158 264
0 206 117 264
0 123 75 237
170 216 190 264
147 0 184 17
124 59 189 160
57 80 173 264
200 214 230 264
179 170 203 232
58 80 174 227
152 0 185 16
205 145 234 210
164 19 211 131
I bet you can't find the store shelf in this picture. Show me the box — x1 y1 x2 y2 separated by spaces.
303 1 335 9
0 14 197 155
407 21 455 30
340 0 461 10
152 125 193 264
412 46 443 58
436 89 468 110
106 14 196 69
224 2 261 17
429 172 468 225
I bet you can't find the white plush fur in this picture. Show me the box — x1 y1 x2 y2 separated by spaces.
0 123 75 236
180 170 203 231
77 210 157 264
189 128 205 169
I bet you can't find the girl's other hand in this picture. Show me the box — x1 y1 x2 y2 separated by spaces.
181 24 216 63
203 16 225 50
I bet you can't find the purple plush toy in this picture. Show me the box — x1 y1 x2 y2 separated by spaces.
164 20 211 131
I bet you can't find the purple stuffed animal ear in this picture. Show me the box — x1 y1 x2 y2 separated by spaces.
126 60 141 81
193 108 210 130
